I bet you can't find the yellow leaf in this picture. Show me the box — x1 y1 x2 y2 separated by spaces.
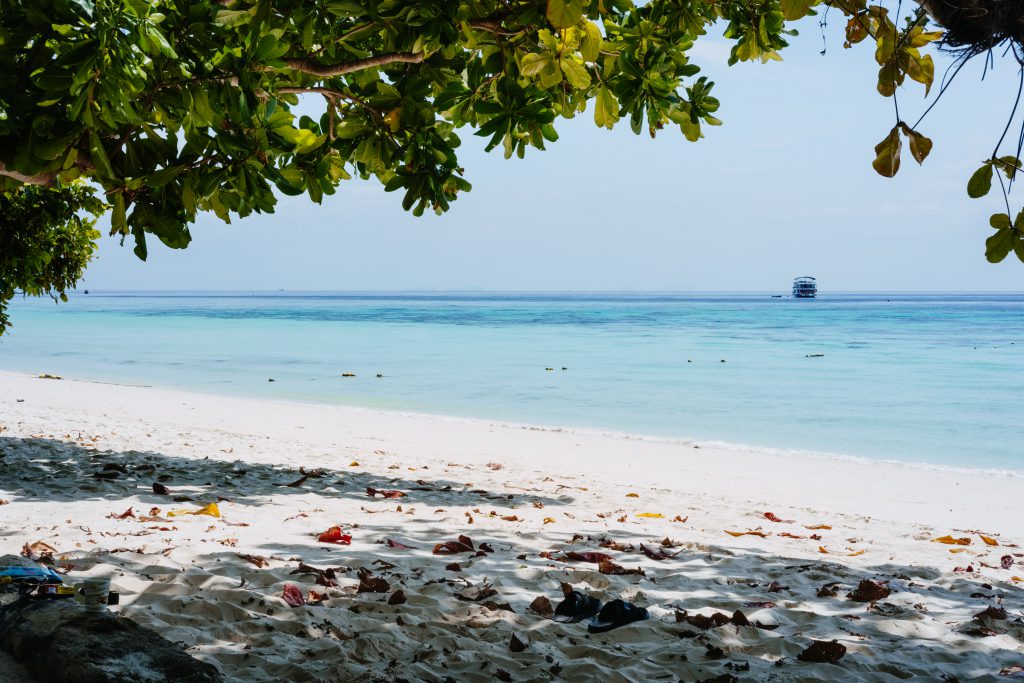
167 502 221 518
349 461 360 466
979 535 999 546
384 107 401 133
636 513 664 518
931 535 971 546
818 546 864 556
625 493 639 498
805 524 831 530
1011 576 1023 583
726 530 769 538
543 517 555 524
948 548 968 553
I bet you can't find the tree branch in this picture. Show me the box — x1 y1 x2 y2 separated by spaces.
0 163 59 186
283 53 423 78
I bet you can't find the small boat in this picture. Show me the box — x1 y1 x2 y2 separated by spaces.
792 276 817 298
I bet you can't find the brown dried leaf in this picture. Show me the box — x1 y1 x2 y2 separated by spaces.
797 640 846 663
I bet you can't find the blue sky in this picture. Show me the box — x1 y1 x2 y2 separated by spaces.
82 20 1024 292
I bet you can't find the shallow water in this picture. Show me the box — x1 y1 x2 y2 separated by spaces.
1 291 1022 470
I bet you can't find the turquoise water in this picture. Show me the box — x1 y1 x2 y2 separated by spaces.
1 292 1022 470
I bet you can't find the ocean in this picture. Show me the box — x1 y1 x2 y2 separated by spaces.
1 291 1021 471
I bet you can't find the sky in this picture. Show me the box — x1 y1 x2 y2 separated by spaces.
81 19 1024 292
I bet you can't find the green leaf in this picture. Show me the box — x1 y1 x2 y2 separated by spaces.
521 53 551 77
903 127 932 164
214 9 255 27
871 125 901 178
780 0 816 21
594 86 619 129
990 213 1012 230
560 58 591 89
985 228 1015 263
580 21 602 62
967 163 993 199
546 0 584 29
88 131 114 179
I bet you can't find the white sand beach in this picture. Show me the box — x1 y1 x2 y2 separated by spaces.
1 369 1022 682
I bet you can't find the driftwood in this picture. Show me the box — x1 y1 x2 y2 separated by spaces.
0 586 222 683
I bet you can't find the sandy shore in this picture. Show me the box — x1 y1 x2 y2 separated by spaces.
1 370 1022 681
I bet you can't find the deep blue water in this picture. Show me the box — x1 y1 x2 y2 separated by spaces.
1 291 1022 470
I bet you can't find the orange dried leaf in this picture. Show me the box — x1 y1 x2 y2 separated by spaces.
542 517 556 524
932 535 971 546
979 535 999 547
636 513 664 519
725 530 769 538
805 524 831 530
625 493 640 498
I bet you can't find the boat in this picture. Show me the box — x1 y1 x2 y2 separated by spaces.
792 276 817 298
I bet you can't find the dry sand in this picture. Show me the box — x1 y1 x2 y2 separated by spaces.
1 370 1022 682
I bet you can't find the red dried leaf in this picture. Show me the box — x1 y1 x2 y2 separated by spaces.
779 532 806 539
563 551 612 563
1001 555 1014 569
597 558 644 576
107 507 135 520
764 512 795 523
236 553 269 568
366 487 407 499
317 526 352 545
356 568 390 593
384 538 415 549
282 583 306 607
527 596 554 618
639 543 681 561
848 579 890 602
433 535 475 554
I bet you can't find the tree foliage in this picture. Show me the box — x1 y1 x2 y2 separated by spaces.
0 182 105 331
0 0 1021 307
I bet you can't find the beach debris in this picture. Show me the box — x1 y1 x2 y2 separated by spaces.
974 605 1008 621
382 537 416 549
0 500 8 505
167 502 220 518
597 559 644 576
543 517 556 524
764 512 795 523
636 512 664 518
1001 555 1014 569
456 582 497 602
152 482 170 495
509 632 529 652
281 583 306 607
527 596 554 618
639 544 681 561
797 640 846 663
107 507 135 520
21 540 57 562
932 535 971 546
818 547 865 556
848 579 891 602
599 540 635 552
37 374 62 380
1000 666 1024 677
341 372 356 377
317 526 352 545
236 553 269 568
357 568 390 593
277 467 327 488
625 492 640 498
766 581 788 593
433 534 492 555
672 515 688 523
366 487 406 499
980 534 1000 546
293 563 338 587
805 353 825 358
675 608 777 631
818 583 842 598
805 524 831 530
725 530 770 538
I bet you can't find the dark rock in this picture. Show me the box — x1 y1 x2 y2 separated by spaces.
0 590 222 683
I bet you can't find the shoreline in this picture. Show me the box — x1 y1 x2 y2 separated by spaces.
3 369 1021 482
2 368 1022 536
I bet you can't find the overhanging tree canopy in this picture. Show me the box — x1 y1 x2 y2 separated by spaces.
0 0 1021 329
